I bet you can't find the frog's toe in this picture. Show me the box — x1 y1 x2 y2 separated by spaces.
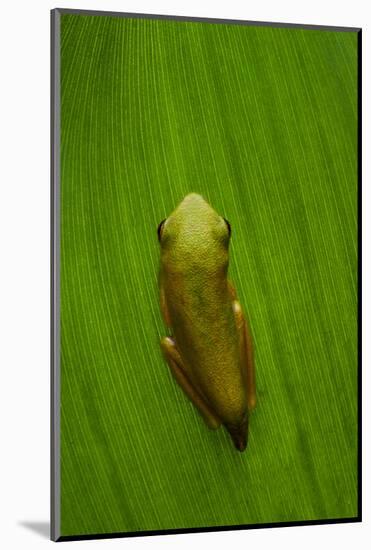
234 435 247 452
225 417 248 452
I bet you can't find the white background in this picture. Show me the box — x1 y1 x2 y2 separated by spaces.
0 0 368 548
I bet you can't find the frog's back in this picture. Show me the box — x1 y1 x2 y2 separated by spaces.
162 256 247 425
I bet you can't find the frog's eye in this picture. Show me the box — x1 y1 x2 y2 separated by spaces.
223 218 231 237
157 219 166 242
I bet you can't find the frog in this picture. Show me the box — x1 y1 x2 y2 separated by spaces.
157 193 256 452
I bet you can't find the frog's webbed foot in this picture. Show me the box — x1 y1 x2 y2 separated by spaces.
160 336 222 430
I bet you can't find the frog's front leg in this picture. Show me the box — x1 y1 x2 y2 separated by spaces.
228 281 257 412
159 273 172 327
160 336 221 430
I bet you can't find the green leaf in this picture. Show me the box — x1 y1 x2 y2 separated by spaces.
59 13 358 537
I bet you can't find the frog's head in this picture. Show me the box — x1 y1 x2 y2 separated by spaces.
157 193 231 255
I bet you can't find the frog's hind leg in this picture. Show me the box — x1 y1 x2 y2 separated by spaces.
232 301 256 411
160 336 222 430
228 280 256 412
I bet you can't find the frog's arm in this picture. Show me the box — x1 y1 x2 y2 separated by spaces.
159 272 172 327
228 281 257 411
160 336 222 429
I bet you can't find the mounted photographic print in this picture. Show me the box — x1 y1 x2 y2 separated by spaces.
51 8 361 542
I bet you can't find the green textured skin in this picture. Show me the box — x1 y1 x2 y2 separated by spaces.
159 193 247 425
